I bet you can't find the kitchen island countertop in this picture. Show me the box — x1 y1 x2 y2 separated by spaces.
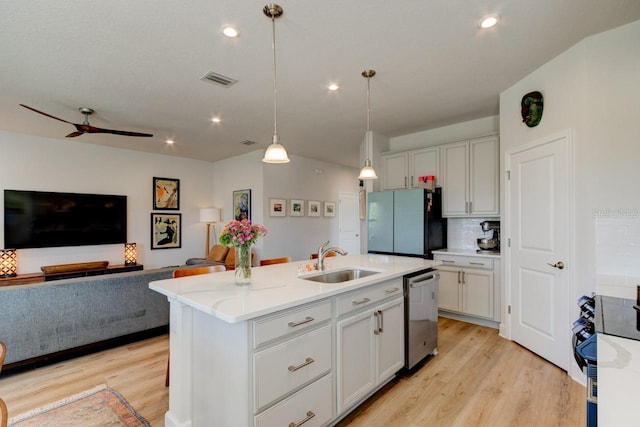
150 254 439 323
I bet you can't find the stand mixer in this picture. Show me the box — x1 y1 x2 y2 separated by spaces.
477 220 500 253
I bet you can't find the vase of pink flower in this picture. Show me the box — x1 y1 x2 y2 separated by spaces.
219 219 267 285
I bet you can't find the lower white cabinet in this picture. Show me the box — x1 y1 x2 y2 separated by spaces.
435 253 499 321
254 373 334 427
337 294 404 413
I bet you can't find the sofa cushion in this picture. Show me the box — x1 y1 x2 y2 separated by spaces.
207 245 229 263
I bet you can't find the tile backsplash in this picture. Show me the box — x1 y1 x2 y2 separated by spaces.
447 217 500 251
595 215 640 298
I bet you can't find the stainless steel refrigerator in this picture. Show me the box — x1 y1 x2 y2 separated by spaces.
367 188 446 258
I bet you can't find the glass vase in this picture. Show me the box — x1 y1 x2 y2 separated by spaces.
234 245 252 285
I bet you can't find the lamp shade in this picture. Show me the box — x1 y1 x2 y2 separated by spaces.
124 243 137 266
0 249 17 277
199 208 221 223
262 142 290 163
358 159 378 180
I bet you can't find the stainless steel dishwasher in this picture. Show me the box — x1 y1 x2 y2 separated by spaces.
404 269 439 369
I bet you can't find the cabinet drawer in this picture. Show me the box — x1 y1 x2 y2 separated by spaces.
252 299 332 348
336 279 403 317
434 255 494 270
254 324 332 412
255 373 334 427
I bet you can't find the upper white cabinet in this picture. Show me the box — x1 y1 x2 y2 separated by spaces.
441 135 499 217
381 147 440 190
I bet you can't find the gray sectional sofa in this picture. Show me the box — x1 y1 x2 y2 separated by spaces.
0 267 174 369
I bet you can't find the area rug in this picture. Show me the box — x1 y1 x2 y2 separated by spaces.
8 384 150 427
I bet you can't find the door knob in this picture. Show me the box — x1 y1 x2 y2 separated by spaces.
547 261 565 270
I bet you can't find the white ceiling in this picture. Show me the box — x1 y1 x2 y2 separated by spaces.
2 1 639 168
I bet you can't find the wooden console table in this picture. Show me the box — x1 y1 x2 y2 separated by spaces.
0 264 144 287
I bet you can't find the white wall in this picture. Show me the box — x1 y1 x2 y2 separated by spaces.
500 19 640 300
0 130 215 272
389 116 499 152
499 19 640 379
262 154 359 261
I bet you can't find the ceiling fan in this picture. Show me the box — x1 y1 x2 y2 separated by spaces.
19 104 153 138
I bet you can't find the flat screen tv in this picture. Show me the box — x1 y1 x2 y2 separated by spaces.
4 189 127 249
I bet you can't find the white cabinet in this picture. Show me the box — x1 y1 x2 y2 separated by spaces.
250 299 335 424
441 135 499 217
381 147 440 190
434 254 498 321
336 279 404 413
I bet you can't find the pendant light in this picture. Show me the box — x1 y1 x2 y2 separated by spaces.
358 69 378 180
262 4 290 164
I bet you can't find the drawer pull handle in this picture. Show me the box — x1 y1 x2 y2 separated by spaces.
442 260 455 263
289 411 315 427
352 297 371 306
470 262 485 266
288 316 314 328
385 287 400 294
288 357 315 372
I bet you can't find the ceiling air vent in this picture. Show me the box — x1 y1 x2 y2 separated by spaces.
240 140 256 146
200 71 238 88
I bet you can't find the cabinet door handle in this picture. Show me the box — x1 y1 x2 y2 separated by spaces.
289 411 315 427
411 175 414 187
352 297 371 306
404 176 407 187
461 271 466 284
288 316 314 328
378 309 384 333
373 310 383 334
457 270 461 284
385 287 400 294
469 201 472 213
288 357 315 372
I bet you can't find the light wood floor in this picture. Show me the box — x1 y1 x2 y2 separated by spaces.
0 318 586 426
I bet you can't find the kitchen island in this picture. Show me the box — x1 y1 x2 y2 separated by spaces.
150 254 439 427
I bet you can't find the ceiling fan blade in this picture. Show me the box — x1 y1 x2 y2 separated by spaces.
19 104 72 124
66 131 84 138
90 127 154 138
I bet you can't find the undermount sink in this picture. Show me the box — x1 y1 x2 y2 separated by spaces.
301 268 380 283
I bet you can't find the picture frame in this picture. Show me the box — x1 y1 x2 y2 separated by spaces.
359 189 367 220
153 177 180 210
324 201 336 217
151 213 182 249
290 199 305 217
233 189 251 221
269 198 287 217
308 200 321 217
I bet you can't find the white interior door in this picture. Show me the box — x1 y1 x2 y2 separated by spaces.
339 192 361 255
507 131 572 370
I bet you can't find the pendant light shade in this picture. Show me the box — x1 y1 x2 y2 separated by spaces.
262 4 290 164
359 70 378 180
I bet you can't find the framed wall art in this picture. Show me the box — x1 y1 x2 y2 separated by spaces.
151 213 182 249
308 200 321 217
324 201 336 217
290 199 305 217
233 189 251 221
269 198 287 217
153 177 180 210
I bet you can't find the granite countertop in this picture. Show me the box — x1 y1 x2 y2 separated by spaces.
432 248 501 258
150 254 439 323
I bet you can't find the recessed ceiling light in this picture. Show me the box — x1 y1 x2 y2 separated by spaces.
222 26 239 38
166 139 174 144
480 15 499 29
328 83 339 91
211 117 221 123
